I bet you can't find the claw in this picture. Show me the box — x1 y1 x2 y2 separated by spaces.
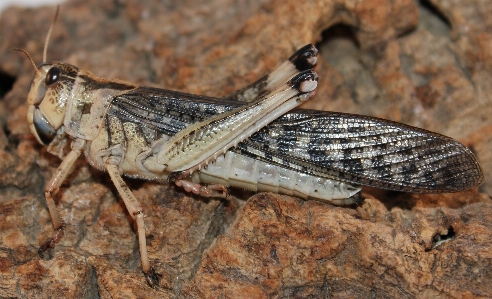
38 227 64 259
144 267 161 289
38 241 51 259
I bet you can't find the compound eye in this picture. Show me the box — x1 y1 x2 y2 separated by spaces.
45 67 61 86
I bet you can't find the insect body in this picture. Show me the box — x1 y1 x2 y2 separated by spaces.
22 41 482 288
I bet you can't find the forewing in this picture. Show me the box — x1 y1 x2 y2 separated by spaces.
239 110 483 193
112 87 482 193
107 87 236 136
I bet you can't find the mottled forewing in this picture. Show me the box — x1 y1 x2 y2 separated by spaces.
107 87 236 136
239 110 482 192
112 87 482 193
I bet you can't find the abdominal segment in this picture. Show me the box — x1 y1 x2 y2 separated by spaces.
192 151 361 204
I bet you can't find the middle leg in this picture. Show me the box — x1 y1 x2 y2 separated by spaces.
105 158 160 288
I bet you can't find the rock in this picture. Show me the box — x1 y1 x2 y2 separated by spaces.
0 0 490 298
182 192 491 298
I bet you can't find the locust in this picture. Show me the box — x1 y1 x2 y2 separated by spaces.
17 9 483 288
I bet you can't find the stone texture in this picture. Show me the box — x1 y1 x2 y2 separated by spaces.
182 192 491 298
0 0 490 298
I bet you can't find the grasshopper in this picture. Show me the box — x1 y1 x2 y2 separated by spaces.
18 9 483 288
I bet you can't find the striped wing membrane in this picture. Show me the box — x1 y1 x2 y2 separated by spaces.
111 87 483 193
238 110 483 193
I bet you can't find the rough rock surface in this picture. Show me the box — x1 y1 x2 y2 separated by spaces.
0 0 490 298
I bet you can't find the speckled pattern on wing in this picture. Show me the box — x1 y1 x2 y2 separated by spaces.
108 88 482 193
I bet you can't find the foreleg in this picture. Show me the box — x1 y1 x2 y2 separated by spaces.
39 139 85 257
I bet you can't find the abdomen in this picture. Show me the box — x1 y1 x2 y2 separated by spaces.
192 151 362 205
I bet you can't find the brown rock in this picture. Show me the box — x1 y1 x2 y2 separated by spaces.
16 250 98 298
0 0 490 298
182 192 491 298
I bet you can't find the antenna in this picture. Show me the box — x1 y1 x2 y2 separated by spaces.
12 48 41 75
43 5 60 63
